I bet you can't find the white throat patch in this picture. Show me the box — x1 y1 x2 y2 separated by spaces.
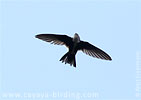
73 33 80 43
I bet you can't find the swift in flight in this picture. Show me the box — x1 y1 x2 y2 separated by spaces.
35 33 112 67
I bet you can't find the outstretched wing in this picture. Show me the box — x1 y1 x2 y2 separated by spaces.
35 34 73 48
77 41 112 60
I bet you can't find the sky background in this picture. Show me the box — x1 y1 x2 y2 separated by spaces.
0 0 141 100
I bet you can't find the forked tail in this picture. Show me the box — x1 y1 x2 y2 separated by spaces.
60 52 76 67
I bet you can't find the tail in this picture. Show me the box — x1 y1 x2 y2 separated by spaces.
60 52 76 67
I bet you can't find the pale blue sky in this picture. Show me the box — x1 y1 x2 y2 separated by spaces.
0 0 141 100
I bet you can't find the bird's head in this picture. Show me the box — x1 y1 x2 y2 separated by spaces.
73 33 80 43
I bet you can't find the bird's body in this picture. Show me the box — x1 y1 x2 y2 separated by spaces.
35 33 112 67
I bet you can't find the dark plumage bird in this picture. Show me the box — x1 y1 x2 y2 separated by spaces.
35 33 112 67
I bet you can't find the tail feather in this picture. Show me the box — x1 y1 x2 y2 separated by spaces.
60 52 76 67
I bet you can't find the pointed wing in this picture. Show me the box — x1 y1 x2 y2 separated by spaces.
35 34 73 48
78 41 112 60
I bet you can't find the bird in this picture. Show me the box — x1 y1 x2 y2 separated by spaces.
35 33 112 67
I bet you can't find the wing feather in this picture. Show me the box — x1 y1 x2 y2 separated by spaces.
78 41 112 60
35 34 73 48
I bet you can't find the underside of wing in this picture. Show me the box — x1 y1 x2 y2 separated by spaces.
78 41 112 60
35 34 73 47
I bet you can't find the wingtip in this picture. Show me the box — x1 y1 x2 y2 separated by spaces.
109 57 112 61
35 34 40 38
35 34 44 39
